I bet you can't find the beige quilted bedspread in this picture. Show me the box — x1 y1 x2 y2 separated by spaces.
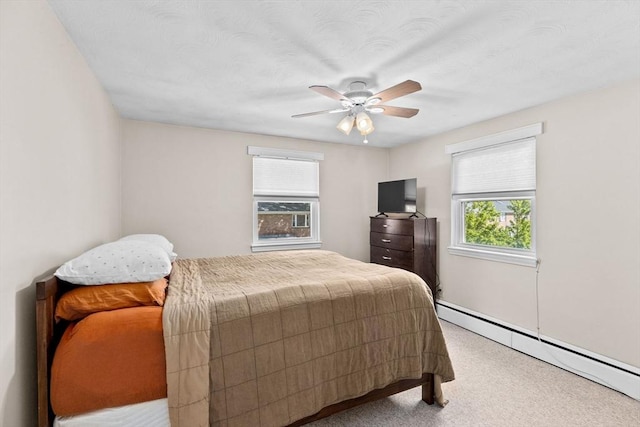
163 250 454 427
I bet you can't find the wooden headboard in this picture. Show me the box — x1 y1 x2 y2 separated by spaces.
36 276 75 427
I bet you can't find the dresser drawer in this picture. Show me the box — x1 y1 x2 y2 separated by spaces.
370 232 413 251
370 246 413 270
370 218 414 235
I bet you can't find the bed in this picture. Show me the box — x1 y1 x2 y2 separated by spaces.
37 248 454 427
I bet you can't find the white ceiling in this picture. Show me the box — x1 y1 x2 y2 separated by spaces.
48 0 640 148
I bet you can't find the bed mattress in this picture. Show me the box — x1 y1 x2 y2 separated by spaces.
53 398 169 427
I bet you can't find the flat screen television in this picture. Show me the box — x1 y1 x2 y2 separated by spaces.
377 178 417 215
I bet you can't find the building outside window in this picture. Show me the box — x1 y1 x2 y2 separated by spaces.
256 202 311 238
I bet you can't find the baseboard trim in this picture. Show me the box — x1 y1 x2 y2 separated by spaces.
436 300 640 400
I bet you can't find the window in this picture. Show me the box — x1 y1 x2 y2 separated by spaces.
249 146 323 251
446 123 542 267
291 213 309 228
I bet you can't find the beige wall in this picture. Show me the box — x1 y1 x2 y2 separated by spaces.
121 120 388 262
0 2 122 426
389 78 640 367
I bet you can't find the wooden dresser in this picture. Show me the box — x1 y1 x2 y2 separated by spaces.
370 217 438 299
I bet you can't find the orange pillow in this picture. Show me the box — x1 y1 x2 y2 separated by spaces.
51 306 166 416
55 278 168 321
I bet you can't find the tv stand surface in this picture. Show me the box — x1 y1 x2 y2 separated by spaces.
375 212 420 219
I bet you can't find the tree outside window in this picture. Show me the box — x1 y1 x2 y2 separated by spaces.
464 199 531 249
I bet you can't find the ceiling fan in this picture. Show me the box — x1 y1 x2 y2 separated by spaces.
292 80 422 143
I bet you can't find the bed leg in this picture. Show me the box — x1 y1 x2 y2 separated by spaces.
421 373 435 405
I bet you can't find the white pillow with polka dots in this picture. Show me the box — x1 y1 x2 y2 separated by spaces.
55 240 172 285
119 233 177 262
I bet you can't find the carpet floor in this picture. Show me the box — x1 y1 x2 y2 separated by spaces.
309 320 640 426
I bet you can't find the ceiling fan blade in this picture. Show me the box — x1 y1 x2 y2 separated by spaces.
291 108 349 118
370 105 419 118
309 85 352 103
368 80 422 104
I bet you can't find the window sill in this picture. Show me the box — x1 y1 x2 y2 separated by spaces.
448 245 537 267
251 241 322 252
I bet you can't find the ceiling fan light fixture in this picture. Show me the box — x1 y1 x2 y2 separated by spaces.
336 115 355 135
359 124 374 136
356 112 373 133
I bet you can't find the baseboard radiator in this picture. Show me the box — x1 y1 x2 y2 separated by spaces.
436 300 640 400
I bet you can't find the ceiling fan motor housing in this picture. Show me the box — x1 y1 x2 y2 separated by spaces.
344 89 373 104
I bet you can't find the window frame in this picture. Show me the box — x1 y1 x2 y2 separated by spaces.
446 123 541 268
450 191 537 267
248 146 323 253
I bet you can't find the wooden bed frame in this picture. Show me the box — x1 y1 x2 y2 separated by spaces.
36 275 435 427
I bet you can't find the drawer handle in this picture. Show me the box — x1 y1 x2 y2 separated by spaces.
382 224 388 228
382 256 392 260
381 239 391 243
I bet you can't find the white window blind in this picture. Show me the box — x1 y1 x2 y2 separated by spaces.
253 157 319 197
452 138 536 195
